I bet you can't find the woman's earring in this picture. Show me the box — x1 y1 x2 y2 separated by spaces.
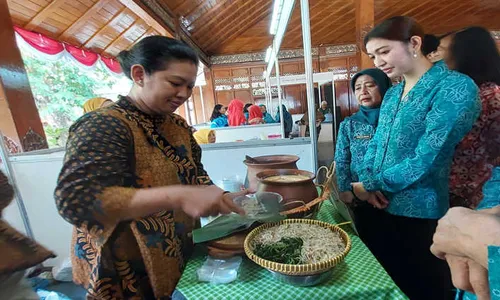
413 51 418 58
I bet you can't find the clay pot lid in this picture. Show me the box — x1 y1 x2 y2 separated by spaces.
243 155 299 166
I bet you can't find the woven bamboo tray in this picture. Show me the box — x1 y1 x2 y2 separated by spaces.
244 218 352 276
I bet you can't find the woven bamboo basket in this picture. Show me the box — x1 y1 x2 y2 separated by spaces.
244 218 352 276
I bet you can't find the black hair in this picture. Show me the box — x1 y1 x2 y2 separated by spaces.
449 26 500 86
210 104 223 121
422 34 440 56
364 16 424 48
117 36 199 80
243 103 252 113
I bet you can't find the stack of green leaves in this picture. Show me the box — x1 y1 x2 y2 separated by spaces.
253 237 304 264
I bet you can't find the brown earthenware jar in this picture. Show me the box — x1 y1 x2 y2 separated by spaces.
244 155 299 191
256 169 318 216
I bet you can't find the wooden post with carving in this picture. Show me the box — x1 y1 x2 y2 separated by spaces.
355 0 375 70
0 1 47 152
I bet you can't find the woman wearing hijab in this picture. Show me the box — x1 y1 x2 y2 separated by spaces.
275 104 293 138
247 105 265 125
259 105 275 123
210 104 228 128
193 129 216 144
82 97 114 113
227 99 247 126
334 68 392 260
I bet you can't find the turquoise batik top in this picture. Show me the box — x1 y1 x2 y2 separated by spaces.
487 246 500 299
360 63 480 219
210 115 228 128
477 167 500 210
262 112 276 124
335 118 376 192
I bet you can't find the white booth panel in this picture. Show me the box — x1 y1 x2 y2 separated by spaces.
9 150 71 267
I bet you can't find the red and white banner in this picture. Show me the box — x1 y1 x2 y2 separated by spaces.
14 26 122 75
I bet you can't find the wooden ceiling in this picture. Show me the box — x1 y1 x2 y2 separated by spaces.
7 0 500 58
164 0 500 55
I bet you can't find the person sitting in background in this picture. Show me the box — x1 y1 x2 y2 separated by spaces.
247 105 265 125
299 107 325 140
193 129 216 144
335 68 392 260
0 170 55 300
448 26 500 209
243 103 252 120
318 101 332 116
82 97 114 113
275 104 293 138
210 104 228 128
259 105 275 123
422 34 442 63
227 99 247 126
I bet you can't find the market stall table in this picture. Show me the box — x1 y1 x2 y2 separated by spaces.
176 201 408 300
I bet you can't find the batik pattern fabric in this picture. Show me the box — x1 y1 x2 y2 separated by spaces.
360 63 481 219
262 112 275 124
335 118 376 192
55 96 212 299
450 82 500 208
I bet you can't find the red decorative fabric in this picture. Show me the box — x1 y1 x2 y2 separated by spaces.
14 26 122 74
449 82 500 208
101 56 122 74
14 26 64 55
65 44 99 67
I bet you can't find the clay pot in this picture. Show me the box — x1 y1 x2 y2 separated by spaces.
244 155 299 191
256 169 318 216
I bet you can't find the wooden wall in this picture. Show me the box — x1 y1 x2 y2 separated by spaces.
184 39 500 126
197 54 360 124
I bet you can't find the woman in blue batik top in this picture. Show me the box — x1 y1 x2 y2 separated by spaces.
351 16 481 300
210 104 228 128
334 68 392 260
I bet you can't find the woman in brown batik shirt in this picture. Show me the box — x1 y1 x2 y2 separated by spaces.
54 36 245 299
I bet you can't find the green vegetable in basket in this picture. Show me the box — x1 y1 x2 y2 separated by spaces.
253 237 304 264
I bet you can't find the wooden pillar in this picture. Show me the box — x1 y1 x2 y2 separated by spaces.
0 1 47 152
355 0 375 70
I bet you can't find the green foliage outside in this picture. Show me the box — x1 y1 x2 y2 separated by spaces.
21 52 121 148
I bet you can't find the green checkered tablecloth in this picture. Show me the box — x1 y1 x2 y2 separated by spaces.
176 201 408 300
